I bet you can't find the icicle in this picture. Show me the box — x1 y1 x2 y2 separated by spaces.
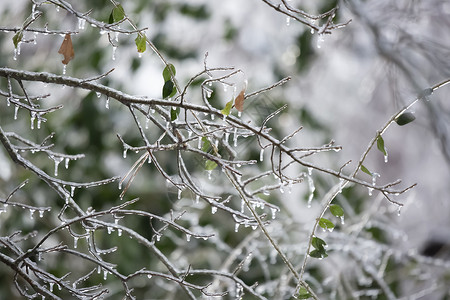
156 234 161 242
77 18 86 30
207 170 212 180
39 210 44 218
64 158 69 169
138 52 143 58
145 117 149 129
195 194 200 204
186 234 191 242
397 206 402 216
123 148 128 158
384 152 389 163
30 111 36 129
147 154 152 164
65 190 70 204
70 186 75 197
105 97 110 109
368 187 373 196
197 137 202 149
177 189 182 200
233 127 238 147
29 209 35 219
62 65 67 75
237 111 242 118
52 156 64 176
317 34 324 49
260 148 264 162
73 237 78 248
112 46 117 61
96 92 101 98
117 228 122 236
307 172 315 207
211 206 217 214
271 208 277 219
235 223 240 232
340 216 345 224
14 105 19 120
211 114 215 120
103 270 108 280
36 113 42 129
147 274 152 279
241 199 245 213
114 31 119 42
286 17 291 26
49 282 54 292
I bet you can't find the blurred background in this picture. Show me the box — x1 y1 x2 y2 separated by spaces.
1 0 449 299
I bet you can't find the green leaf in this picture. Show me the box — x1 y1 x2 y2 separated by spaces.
134 34 146 53
205 160 218 171
330 204 344 218
163 64 176 82
170 107 180 121
221 99 233 116
109 4 125 23
162 80 176 99
13 31 23 48
296 287 312 299
376 136 387 156
201 137 211 152
395 112 415 126
318 218 335 231
312 236 326 251
360 164 372 176
309 249 328 259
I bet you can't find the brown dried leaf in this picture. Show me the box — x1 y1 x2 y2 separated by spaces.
58 34 74 65
234 89 245 112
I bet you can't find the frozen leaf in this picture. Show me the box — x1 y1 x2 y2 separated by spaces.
396 112 415 126
163 64 176 82
13 31 23 48
318 218 335 231
109 4 125 24
170 107 180 121
296 287 312 299
162 80 176 99
330 204 344 218
309 249 328 258
221 99 233 116
376 136 387 156
135 34 146 53
361 164 372 176
201 137 211 152
312 236 326 250
234 89 245 112
205 160 217 171
58 34 75 65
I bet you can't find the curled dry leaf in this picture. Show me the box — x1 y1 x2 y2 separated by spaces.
234 89 245 112
58 34 75 65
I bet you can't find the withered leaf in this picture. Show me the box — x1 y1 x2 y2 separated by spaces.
234 89 245 112
58 34 74 65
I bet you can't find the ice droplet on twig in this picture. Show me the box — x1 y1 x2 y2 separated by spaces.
235 223 240 232
70 186 75 197
211 206 217 214
105 97 110 109
260 148 264 162
29 209 35 219
123 148 127 158
340 216 345 224
186 234 191 242
62 65 67 75
65 158 70 169
177 189 182 200
39 210 44 218
397 206 402 216
286 17 291 26
384 153 389 163
14 105 19 120
195 194 200 204
73 237 78 248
